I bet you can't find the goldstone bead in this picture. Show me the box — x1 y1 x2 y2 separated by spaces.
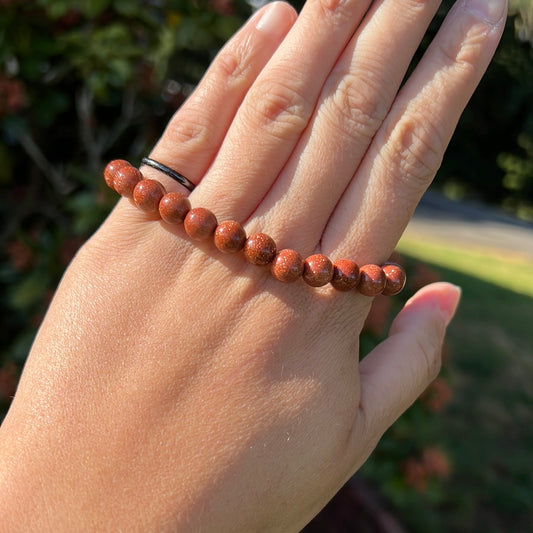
114 166 143 198
133 179 166 214
244 233 277 265
184 207 218 241
159 192 191 224
382 263 407 296
357 264 386 296
104 159 131 190
303 254 333 287
271 249 304 283
331 259 359 291
214 220 247 254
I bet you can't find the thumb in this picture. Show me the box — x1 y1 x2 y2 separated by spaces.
358 282 461 438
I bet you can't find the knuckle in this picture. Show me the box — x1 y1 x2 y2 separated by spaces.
160 47 251 155
247 77 312 138
164 110 211 153
388 114 445 191
324 74 388 143
437 24 488 74
317 0 353 22
212 47 246 84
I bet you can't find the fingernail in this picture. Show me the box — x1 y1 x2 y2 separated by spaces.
465 0 507 25
256 2 290 36
438 284 462 327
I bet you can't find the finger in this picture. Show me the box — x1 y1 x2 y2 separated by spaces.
193 0 373 220
141 2 297 193
356 282 461 440
325 0 507 263
249 0 442 253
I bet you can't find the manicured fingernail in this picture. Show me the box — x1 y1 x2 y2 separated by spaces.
256 2 290 36
465 0 507 25
438 284 462 327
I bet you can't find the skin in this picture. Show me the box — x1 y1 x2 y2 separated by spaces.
0 0 506 531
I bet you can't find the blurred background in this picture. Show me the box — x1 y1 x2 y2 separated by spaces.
0 0 532 531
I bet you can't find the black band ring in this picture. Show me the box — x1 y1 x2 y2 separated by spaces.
141 157 196 192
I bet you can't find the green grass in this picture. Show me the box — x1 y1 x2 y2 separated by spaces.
398 233 532 361
386 235 533 532
398 234 533 298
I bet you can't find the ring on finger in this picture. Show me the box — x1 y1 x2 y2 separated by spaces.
141 157 196 192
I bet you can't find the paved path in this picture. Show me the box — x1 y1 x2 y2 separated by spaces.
404 191 533 261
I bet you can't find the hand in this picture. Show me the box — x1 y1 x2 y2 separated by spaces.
0 0 506 531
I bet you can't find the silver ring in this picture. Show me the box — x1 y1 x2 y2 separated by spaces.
141 157 195 192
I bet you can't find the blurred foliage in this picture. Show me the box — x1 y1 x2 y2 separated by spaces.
255 0 531 223
0 0 532 531
358 250 533 533
357 260 458 532
435 0 533 220
511 0 533 44
0 0 253 391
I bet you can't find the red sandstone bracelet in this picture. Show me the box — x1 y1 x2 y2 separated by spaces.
104 159 406 296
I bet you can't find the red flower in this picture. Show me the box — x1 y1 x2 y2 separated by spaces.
0 73 27 116
6 239 35 272
403 447 451 492
403 458 427 492
209 0 233 15
422 447 451 478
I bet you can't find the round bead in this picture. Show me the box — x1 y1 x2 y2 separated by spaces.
114 166 143 198
104 159 131 190
214 220 246 254
243 233 277 266
133 179 166 214
271 249 304 283
382 263 407 296
159 192 191 224
303 254 333 287
331 259 359 292
184 207 218 241
357 264 386 296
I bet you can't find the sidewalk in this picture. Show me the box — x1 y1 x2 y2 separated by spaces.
404 191 533 261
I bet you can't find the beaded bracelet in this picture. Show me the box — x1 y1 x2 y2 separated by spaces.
104 160 406 296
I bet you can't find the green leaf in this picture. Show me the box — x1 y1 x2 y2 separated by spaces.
80 0 111 18
8 271 50 310
114 0 142 17
65 191 109 234
38 0 70 19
